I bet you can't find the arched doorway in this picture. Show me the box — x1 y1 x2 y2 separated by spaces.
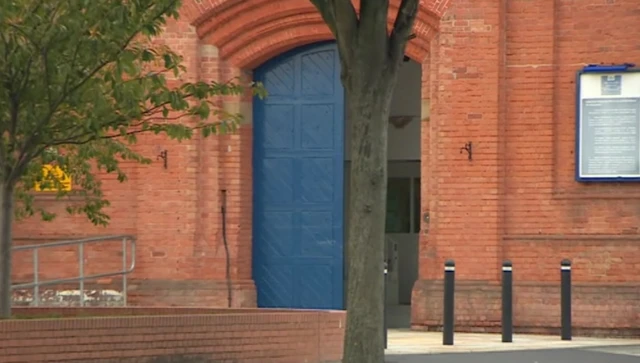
252 41 345 310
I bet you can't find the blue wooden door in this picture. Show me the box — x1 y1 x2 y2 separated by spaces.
253 42 344 310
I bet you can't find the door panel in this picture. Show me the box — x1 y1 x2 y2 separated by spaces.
253 42 344 309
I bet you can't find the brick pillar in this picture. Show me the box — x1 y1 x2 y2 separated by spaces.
129 22 256 307
412 0 507 331
418 61 433 280
129 20 207 306
217 59 257 306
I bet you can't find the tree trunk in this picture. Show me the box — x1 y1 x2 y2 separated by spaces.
343 71 396 363
307 1 418 361
0 182 14 319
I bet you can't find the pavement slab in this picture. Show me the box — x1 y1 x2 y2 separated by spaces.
384 329 640 355
385 347 640 363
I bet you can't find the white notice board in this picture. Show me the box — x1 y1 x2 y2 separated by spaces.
576 64 640 182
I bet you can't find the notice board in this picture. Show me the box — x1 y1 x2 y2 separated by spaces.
576 64 640 182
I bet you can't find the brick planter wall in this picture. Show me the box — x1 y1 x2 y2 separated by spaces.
0 307 345 363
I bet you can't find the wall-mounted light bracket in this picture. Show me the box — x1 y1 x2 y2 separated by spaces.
157 150 168 169
460 142 472 161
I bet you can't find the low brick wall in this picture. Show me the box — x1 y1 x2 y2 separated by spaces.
0 307 345 363
412 280 640 337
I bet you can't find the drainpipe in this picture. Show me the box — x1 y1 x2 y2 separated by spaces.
221 189 232 308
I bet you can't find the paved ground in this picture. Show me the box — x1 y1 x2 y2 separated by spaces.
385 330 640 354
386 345 640 363
384 329 640 362
382 308 640 362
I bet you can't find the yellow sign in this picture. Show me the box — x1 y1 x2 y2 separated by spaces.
34 164 72 192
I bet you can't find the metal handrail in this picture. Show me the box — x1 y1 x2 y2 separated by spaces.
11 235 136 306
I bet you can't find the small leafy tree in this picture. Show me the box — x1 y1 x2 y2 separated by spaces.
308 1 420 362
0 0 261 318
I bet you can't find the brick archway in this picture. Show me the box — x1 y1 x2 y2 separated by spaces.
178 0 451 310
182 0 451 67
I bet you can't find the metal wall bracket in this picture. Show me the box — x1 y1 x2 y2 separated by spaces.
460 141 472 161
157 150 168 169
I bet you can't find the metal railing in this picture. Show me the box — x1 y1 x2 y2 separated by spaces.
11 235 136 306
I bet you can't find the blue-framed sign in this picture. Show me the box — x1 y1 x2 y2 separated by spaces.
575 63 640 182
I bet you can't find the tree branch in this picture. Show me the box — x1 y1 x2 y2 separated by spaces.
17 120 138 181
8 56 32 152
42 48 55 112
34 92 225 157
43 90 196 142
34 113 231 161
1 31 33 156
388 0 419 63
10 1 174 183
0 142 5 177
359 0 390 41
8 1 65 50
122 68 173 85
308 0 359 65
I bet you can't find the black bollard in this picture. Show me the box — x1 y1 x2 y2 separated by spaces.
561 259 572 341
443 259 455 346
501 260 513 343
383 262 388 349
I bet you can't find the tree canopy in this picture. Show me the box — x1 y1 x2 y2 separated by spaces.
0 0 262 318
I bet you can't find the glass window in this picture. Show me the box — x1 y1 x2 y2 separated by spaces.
385 178 411 233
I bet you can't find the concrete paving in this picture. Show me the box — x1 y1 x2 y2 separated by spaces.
384 329 640 355
382 307 640 362
385 346 640 363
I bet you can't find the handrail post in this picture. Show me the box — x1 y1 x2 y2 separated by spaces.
12 235 137 306
33 249 40 306
79 242 85 307
122 237 127 306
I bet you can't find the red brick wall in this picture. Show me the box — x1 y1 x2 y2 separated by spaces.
1 308 345 363
413 0 640 335
11 0 447 308
12 16 257 308
12 0 640 335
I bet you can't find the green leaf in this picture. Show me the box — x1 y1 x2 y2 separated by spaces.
1 0 263 231
141 48 155 61
163 53 173 69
